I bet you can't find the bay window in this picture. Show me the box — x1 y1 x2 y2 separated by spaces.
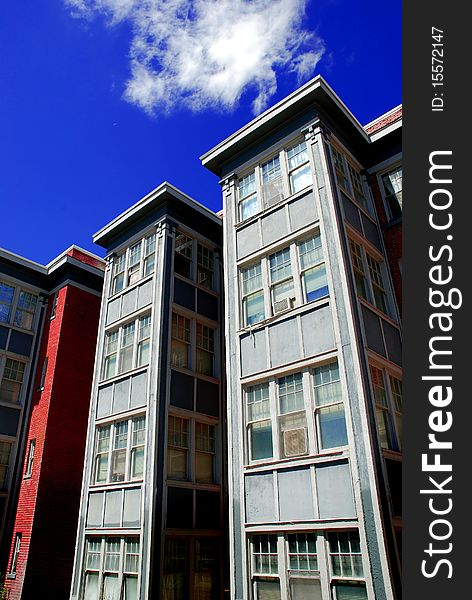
171 313 191 369
93 415 146 484
369 365 402 451
195 422 215 483
174 233 193 279
196 324 214 376
197 244 214 290
366 254 388 314
167 415 189 480
349 240 369 301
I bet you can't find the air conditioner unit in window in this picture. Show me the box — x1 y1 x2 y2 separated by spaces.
273 296 295 315
283 427 308 457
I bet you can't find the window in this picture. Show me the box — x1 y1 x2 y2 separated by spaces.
261 155 283 207
167 416 216 484
113 253 126 294
0 358 26 403
10 533 21 575
298 235 328 302
92 416 146 484
278 374 307 459
82 537 140 600
167 415 189 480
367 255 388 314
240 233 329 328
195 422 215 483
137 315 151 367
347 164 368 211
50 292 59 319
313 362 348 450
38 357 48 391
24 439 35 478
349 241 368 301
252 535 278 575
269 247 295 311
328 531 363 578
287 533 318 572
102 315 151 380
370 365 402 451
245 362 348 464
246 383 272 461
174 233 193 279
239 172 259 220
242 263 265 325
331 146 350 192
288 141 311 194
0 441 12 491
237 140 313 222
381 165 402 221
112 232 156 295
171 313 191 369
0 282 15 324
197 244 214 290
0 282 38 330
196 324 214 376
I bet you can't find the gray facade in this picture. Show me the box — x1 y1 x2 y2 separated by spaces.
202 76 402 600
70 184 226 600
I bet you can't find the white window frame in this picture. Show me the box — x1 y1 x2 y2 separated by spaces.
92 415 146 485
82 536 140 600
10 532 21 575
102 314 151 381
237 139 313 223
170 312 217 379
111 232 157 296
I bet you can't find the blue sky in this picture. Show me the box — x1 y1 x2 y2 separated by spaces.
0 0 401 264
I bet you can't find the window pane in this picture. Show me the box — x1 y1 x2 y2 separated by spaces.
304 265 328 301
255 580 281 600
278 373 304 414
0 282 15 323
239 172 256 198
83 573 99 600
103 574 120 600
171 340 189 369
290 164 311 193
195 451 213 483
287 142 308 170
245 292 265 325
246 383 270 421
335 584 368 600
242 264 262 295
196 349 213 376
298 236 323 270
269 248 292 283
376 408 390 449
290 579 322 600
163 538 189 600
250 421 273 460
318 405 348 449
124 576 138 600
240 194 258 220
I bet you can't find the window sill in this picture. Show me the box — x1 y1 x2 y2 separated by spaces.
244 448 348 471
89 480 143 491
235 186 314 229
6 573 16 580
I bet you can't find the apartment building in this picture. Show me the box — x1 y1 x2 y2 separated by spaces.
0 246 104 598
201 75 402 600
69 183 227 600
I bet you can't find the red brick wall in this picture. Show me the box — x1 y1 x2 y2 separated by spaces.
369 173 403 315
4 284 101 599
66 247 105 271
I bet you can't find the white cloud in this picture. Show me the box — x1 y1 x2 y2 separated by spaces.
66 0 325 114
